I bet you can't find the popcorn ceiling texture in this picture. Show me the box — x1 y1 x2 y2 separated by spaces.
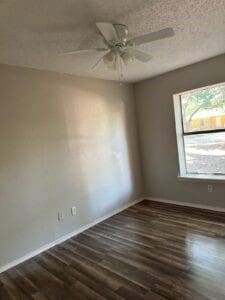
0 0 225 82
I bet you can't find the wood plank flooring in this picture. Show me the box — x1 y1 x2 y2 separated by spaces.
1 200 225 300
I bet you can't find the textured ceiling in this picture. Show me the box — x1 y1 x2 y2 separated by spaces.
0 0 225 82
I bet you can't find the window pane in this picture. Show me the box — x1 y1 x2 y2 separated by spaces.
184 132 225 175
181 84 225 133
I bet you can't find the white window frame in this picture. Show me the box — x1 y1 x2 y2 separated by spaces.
173 82 225 182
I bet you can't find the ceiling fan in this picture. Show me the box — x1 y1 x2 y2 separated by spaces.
59 22 175 71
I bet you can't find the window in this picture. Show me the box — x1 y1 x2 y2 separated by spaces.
173 82 225 181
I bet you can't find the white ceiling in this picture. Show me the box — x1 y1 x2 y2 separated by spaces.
0 0 225 82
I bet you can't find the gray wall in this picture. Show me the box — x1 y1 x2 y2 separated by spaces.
1 54 225 269
134 54 225 208
0 64 143 268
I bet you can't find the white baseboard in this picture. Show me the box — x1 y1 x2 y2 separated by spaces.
0 198 143 274
146 197 225 213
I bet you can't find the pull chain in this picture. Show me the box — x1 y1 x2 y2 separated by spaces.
117 54 123 85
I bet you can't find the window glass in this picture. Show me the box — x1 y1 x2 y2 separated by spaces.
184 132 225 175
181 85 225 133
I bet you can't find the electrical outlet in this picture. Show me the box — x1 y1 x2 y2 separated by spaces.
58 212 64 221
208 185 213 192
71 206 76 216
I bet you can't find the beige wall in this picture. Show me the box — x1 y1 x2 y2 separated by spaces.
0 64 143 268
134 54 225 208
1 53 224 269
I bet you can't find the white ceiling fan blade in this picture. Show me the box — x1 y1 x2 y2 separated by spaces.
92 50 110 69
114 24 129 44
96 22 119 43
92 57 103 69
127 28 174 46
124 48 152 62
121 52 133 65
59 48 108 56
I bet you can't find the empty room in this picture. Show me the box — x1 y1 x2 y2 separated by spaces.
0 0 225 299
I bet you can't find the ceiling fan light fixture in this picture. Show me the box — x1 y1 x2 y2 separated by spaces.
103 51 115 63
121 52 133 65
105 58 116 70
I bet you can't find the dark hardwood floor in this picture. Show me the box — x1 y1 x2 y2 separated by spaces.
1 200 225 300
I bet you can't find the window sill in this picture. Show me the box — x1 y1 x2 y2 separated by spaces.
178 174 225 183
